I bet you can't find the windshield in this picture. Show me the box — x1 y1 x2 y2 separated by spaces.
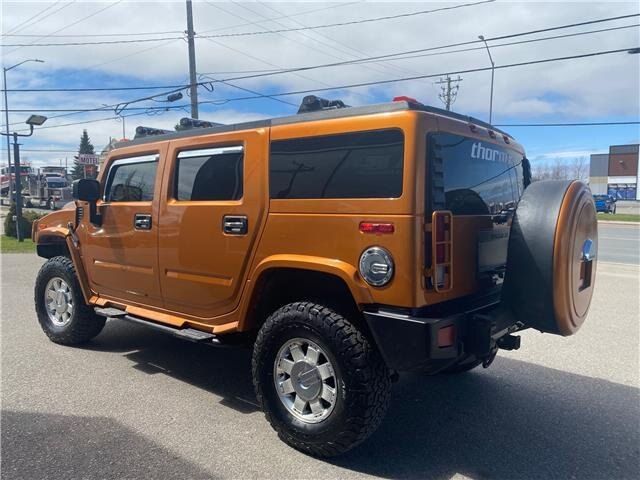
428 133 525 215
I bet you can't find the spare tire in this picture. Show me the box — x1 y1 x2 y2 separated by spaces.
502 180 597 336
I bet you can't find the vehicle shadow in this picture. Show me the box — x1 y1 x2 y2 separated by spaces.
86 320 639 480
85 319 260 414
1 410 213 480
333 363 640 480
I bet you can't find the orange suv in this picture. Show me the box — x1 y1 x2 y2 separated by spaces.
32 96 598 456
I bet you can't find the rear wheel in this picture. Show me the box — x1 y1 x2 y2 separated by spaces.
34 256 105 345
252 302 391 457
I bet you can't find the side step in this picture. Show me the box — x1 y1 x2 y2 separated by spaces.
94 307 220 344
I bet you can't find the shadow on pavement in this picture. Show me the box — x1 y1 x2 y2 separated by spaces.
86 319 260 414
334 362 640 480
82 320 639 479
0 410 213 480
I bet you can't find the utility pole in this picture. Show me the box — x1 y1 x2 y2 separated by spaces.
186 0 198 119
435 75 462 111
3 59 44 204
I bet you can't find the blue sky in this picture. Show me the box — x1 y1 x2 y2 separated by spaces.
2 1 639 169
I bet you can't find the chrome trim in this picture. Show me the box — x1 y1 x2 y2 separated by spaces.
177 145 243 159
359 246 394 287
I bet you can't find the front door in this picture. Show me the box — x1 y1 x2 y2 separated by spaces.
80 149 165 308
158 129 267 322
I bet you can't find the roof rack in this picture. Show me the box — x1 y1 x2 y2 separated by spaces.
134 126 173 139
297 95 349 114
177 117 225 130
121 99 515 148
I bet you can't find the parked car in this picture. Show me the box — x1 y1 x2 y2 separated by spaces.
31 96 598 457
593 194 616 214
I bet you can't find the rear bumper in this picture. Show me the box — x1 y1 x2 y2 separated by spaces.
363 304 516 372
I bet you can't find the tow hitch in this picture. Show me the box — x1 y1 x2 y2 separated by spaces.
497 334 521 351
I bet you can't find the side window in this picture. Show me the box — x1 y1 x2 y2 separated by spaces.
269 129 404 199
175 146 243 201
104 154 159 202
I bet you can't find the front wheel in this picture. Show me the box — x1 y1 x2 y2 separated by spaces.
34 256 105 345
48 198 56 210
252 302 391 457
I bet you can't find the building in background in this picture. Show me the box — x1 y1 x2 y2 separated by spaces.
589 144 639 200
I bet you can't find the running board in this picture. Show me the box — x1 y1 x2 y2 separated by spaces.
94 307 220 344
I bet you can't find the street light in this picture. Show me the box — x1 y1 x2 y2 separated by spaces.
3 59 44 204
1 114 48 242
478 35 495 124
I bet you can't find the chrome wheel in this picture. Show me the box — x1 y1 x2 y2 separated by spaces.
45 277 74 327
274 338 338 424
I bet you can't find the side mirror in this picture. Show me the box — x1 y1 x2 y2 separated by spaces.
72 179 100 201
72 179 102 226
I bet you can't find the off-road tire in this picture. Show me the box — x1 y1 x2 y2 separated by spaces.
252 302 391 457
34 256 105 345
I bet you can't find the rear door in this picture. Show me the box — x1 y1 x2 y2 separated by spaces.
157 129 268 322
426 132 526 297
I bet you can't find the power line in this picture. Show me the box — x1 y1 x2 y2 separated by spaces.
3 1 63 35
496 121 640 127
214 14 640 84
2 0 495 47
5 84 189 93
201 1 368 99
198 0 496 39
2 30 184 38
197 2 361 35
3 1 123 55
198 73 297 107
199 46 638 103
7 17 637 96
4 46 636 131
2 1 73 36
359 23 640 65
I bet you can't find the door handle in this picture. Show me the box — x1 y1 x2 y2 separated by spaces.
134 213 152 230
223 215 248 235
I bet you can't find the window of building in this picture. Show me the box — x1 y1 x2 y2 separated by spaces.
269 129 404 199
174 146 243 201
608 184 637 200
104 154 158 202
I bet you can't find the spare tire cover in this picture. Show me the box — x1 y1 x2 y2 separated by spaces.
502 180 597 336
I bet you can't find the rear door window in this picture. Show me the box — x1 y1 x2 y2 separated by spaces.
269 129 404 199
174 146 243 201
428 133 524 215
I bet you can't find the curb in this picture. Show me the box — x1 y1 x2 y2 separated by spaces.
597 220 640 226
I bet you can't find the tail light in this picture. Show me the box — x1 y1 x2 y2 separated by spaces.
432 210 453 292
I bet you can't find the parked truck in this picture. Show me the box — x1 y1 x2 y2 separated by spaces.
25 166 73 210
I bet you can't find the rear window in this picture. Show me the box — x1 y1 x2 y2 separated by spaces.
269 129 404 199
428 133 524 215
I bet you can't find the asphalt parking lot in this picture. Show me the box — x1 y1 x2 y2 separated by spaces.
1 226 638 479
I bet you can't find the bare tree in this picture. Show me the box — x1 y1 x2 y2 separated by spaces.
530 156 588 182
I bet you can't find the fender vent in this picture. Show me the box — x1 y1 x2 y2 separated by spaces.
75 206 84 224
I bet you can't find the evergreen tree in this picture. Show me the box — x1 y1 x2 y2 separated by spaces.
71 129 96 180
